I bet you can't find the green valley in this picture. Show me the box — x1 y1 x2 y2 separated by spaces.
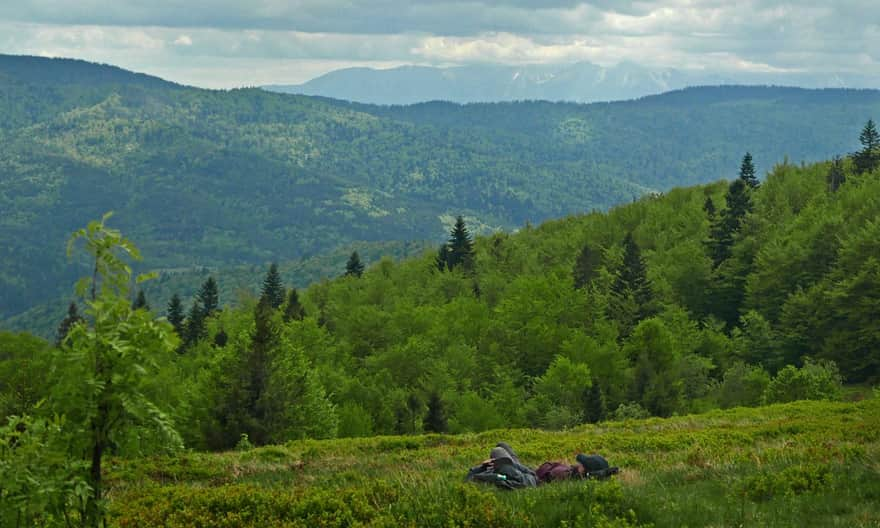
3 54 880 326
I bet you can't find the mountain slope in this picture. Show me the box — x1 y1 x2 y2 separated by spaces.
2 55 880 323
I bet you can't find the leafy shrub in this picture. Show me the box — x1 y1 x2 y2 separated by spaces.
718 362 771 408
610 402 650 421
0 415 88 528
742 464 832 501
763 359 843 404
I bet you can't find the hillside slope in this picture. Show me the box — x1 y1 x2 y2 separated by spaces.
107 399 880 527
2 55 880 323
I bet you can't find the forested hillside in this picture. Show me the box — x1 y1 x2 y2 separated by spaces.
3 149 880 526
3 54 880 326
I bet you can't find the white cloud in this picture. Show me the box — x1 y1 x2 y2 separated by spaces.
0 1 878 88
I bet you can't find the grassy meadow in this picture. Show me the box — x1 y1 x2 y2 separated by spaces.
106 398 880 527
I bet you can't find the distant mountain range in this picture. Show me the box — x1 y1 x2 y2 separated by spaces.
264 62 880 105
2 54 880 332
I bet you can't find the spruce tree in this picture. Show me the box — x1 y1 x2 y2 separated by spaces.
260 263 286 310
345 251 365 278
132 290 149 311
282 288 305 322
435 243 449 272
739 152 759 188
56 301 84 347
424 392 448 433
166 293 185 337
198 277 219 316
184 300 206 347
611 233 653 336
703 196 716 220
827 156 846 192
707 179 752 268
573 242 600 290
613 233 652 308
583 380 606 423
446 215 474 272
854 119 880 174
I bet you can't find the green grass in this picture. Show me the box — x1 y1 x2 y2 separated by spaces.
106 399 880 527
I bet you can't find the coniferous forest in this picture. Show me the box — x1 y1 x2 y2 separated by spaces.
1 55 880 528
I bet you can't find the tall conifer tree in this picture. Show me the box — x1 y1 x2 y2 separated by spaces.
739 152 759 188
573 242 600 290
854 119 880 174
260 263 286 309
184 300 206 346
283 288 306 322
703 196 717 219
345 251 365 278
132 290 149 311
446 216 474 272
424 392 448 433
707 179 752 268
611 233 654 336
55 301 84 347
166 293 185 336
198 277 219 316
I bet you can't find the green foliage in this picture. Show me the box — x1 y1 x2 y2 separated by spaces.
282 287 306 322
0 332 53 418
424 392 448 433
55 301 84 347
260 264 286 310
739 151 760 188
853 118 880 174
80 399 880 527
718 362 771 409
345 251 365 278
166 293 185 336
53 214 182 526
763 359 843 404
8 58 878 325
0 415 88 528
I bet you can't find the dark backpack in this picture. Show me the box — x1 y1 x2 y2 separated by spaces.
465 458 538 490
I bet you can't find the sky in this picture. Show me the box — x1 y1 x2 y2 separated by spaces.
1 1 878 88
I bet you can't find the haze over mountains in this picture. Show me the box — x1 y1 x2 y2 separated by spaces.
2 54 880 331
264 62 880 105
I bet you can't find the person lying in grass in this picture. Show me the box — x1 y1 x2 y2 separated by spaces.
466 442 618 489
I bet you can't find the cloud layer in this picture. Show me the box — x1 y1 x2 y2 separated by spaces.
1 1 877 88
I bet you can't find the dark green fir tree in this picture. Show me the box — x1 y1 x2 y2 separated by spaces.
424 392 448 433
184 300 206 347
583 380 606 424
132 290 149 311
573 242 600 290
703 196 717 220
345 251 365 278
739 152 760 188
854 119 880 174
166 293 186 337
435 243 449 272
260 263 286 309
707 179 752 268
282 288 305 322
56 301 84 347
198 277 219 316
446 215 474 272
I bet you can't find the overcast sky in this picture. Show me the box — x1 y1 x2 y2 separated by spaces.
1 1 878 88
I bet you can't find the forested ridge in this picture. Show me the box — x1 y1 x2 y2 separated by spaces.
3 54 880 326
3 118 880 525
5 146 879 445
